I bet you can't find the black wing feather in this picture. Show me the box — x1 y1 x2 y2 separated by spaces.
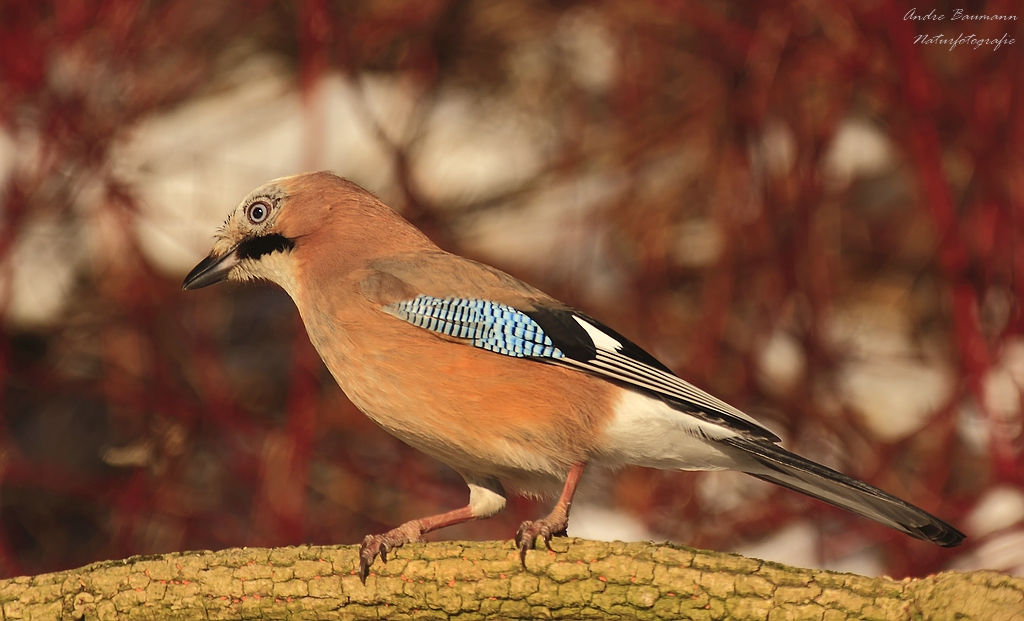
526 306 780 442
526 307 672 372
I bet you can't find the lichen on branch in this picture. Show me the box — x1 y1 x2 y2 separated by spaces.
0 539 1020 620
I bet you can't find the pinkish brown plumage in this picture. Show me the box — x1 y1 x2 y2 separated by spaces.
184 171 963 582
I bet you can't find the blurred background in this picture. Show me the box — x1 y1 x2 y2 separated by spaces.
0 0 1022 581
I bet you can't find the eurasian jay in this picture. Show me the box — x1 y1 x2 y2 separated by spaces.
183 171 963 581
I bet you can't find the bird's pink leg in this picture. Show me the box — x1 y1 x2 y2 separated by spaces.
359 479 506 583
515 461 586 566
358 505 479 582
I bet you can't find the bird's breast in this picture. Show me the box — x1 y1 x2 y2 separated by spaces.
295 291 618 485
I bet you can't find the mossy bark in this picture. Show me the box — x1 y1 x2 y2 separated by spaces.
0 539 1020 620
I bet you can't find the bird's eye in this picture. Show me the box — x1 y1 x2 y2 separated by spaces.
247 200 270 224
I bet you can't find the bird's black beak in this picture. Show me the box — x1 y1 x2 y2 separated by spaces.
182 248 239 290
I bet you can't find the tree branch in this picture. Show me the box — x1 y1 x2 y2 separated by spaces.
1 539 1020 620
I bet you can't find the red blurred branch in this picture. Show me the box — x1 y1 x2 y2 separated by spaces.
884 0 1018 479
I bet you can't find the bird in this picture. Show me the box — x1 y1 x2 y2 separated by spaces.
183 171 964 582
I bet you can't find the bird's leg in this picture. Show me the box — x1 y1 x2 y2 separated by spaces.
358 506 474 582
515 462 586 566
359 479 505 583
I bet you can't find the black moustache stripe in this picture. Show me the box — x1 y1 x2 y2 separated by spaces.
236 234 295 260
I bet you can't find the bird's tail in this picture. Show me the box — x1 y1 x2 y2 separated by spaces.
721 436 964 547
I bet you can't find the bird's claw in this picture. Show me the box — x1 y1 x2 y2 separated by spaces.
357 524 423 584
514 517 568 567
358 535 382 584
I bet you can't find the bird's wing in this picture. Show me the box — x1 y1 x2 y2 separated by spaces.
523 306 779 441
364 254 779 441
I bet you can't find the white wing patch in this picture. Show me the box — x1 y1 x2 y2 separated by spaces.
572 315 623 350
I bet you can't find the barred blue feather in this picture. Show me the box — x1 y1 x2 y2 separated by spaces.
385 295 564 359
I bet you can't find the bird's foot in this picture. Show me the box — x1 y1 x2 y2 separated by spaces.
358 521 424 584
514 514 569 567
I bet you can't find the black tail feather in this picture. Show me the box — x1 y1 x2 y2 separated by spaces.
721 436 964 548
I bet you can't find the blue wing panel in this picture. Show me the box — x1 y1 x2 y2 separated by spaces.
386 295 565 359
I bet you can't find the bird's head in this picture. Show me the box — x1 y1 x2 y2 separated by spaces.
182 171 433 296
